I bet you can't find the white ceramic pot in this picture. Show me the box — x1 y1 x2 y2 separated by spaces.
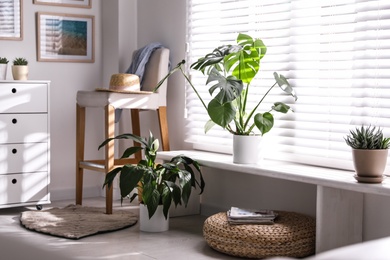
233 134 262 164
0 64 7 80
12 65 28 80
139 204 169 232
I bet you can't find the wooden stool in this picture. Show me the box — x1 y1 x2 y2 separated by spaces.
75 48 170 214
203 211 316 258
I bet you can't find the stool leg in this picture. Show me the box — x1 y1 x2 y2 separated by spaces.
131 109 142 162
105 105 115 214
76 104 85 205
157 106 170 151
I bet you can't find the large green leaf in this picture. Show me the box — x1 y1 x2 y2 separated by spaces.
142 184 161 219
161 186 172 219
164 180 182 206
178 170 192 189
181 181 192 206
227 33 266 84
118 165 146 197
121 146 143 159
272 102 292 113
254 112 274 135
190 44 241 74
207 99 236 128
207 68 243 104
102 167 122 189
273 72 297 101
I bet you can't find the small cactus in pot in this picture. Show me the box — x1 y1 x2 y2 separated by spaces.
345 125 390 183
12 57 28 80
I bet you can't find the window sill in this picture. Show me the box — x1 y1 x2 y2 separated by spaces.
157 150 390 197
158 150 390 252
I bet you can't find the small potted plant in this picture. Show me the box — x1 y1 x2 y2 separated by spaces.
155 33 297 164
0 57 9 80
100 132 205 232
12 57 28 80
345 125 390 183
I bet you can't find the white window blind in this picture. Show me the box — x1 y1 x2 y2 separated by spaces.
186 0 390 172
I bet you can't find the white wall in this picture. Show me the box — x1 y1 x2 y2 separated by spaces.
136 0 187 150
0 1 105 199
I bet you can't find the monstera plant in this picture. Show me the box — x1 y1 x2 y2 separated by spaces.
155 33 297 136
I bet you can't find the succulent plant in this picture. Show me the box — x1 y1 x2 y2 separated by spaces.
13 57 28 66
0 57 9 64
345 125 390 149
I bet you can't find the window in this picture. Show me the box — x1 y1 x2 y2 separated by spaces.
186 0 390 172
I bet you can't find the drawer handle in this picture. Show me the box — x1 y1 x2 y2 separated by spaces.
12 118 17 124
11 179 17 184
11 88 17 94
12 148 17 154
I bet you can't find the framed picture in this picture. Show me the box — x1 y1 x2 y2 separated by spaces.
0 0 23 40
37 12 94 63
33 0 91 9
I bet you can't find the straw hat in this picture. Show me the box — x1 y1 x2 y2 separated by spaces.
95 73 152 94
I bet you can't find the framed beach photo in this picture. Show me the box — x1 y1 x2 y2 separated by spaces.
37 12 94 63
33 0 91 9
0 0 23 40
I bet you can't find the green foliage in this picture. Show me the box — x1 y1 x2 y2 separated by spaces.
13 57 28 65
154 33 297 136
344 125 390 149
100 132 205 220
0 57 9 64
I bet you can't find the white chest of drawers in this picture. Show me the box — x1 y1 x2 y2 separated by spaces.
0 80 50 209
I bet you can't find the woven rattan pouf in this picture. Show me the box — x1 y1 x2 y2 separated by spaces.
203 211 316 259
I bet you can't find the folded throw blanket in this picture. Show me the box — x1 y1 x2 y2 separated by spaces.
125 42 165 89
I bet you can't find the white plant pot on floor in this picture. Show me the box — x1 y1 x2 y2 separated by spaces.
233 134 262 164
139 204 169 232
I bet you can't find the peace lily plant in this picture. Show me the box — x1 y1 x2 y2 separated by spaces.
100 132 205 220
155 33 297 136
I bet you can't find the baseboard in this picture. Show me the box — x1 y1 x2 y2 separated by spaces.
50 186 101 201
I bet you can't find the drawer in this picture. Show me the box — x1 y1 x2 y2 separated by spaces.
0 83 48 113
0 143 48 174
0 172 49 205
0 114 48 143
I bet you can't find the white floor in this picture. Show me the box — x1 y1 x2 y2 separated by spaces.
0 197 239 260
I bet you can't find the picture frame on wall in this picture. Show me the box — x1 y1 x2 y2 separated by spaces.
37 12 94 63
0 0 23 40
33 0 91 9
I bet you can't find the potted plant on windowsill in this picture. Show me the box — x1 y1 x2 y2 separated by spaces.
0 57 9 80
344 125 390 183
155 33 297 164
12 57 28 80
100 132 205 232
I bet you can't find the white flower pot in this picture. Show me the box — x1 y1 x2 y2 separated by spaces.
0 64 7 80
12 65 28 80
233 135 262 164
139 204 169 232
